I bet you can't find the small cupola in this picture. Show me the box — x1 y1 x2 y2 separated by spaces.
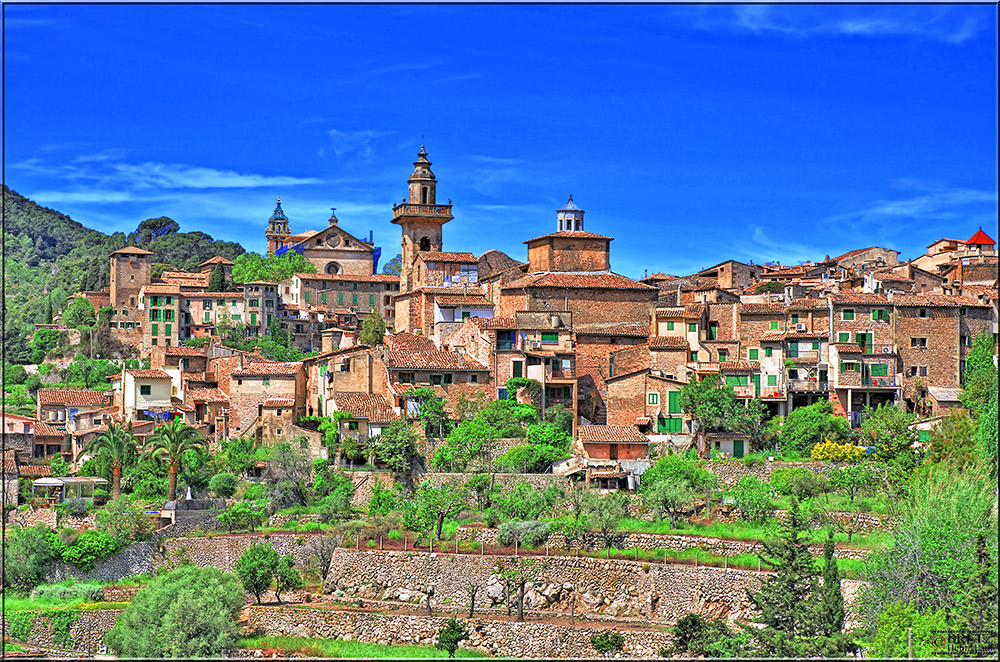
557 195 585 232
408 146 437 205
328 207 339 226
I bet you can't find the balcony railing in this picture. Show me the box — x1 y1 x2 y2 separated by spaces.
787 350 820 362
788 379 829 392
733 385 755 398
862 376 898 387
391 203 453 220
550 369 575 380
760 386 786 398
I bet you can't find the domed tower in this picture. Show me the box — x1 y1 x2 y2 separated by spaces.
265 197 292 255
391 146 453 293
557 195 585 232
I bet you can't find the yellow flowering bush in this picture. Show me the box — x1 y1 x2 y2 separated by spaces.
811 438 865 462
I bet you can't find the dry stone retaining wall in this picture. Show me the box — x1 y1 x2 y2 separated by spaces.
456 525 871 560
1 609 122 654
246 605 675 658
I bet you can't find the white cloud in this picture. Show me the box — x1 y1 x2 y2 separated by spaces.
109 162 321 189
325 129 394 163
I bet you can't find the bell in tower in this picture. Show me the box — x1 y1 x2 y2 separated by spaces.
265 196 292 255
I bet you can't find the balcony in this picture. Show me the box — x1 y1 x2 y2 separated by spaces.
862 376 898 388
733 385 755 398
391 203 453 221
760 386 786 399
786 350 820 363
550 369 575 380
788 379 829 392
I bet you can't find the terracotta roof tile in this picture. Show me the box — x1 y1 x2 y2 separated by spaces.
683 303 705 318
524 230 614 243
165 346 205 356
295 272 400 283
485 316 519 329
649 336 688 349
720 361 758 371
142 284 182 295
262 398 295 408
578 425 649 444
966 228 996 246
575 322 649 337
19 464 53 477
199 256 235 266
892 294 989 308
434 294 494 307
416 251 478 263
740 303 788 314
187 388 229 403
333 393 398 423
759 332 787 342
127 369 172 379
831 246 897 262
35 422 64 437
830 293 890 305
387 348 487 371
787 298 828 309
111 246 153 255
386 333 437 352
832 343 862 353
233 362 302 377
37 389 108 406
160 271 209 286
503 272 654 291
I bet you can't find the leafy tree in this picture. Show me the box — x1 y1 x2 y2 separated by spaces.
435 617 469 658
105 565 243 657
49 454 69 477
3 325 33 364
4 362 27 385
304 531 345 582
381 253 402 276
372 419 421 487
30 327 61 363
494 480 562 522
63 296 96 329
2 524 56 592
818 532 846 637
464 474 494 511
142 420 207 501
261 442 314 510
231 251 316 283
496 442 568 473
132 216 181 245
219 437 256 477
591 630 625 653
860 459 997 624
925 408 977 465
234 543 281 604
860 403 919 471
217 500 266 532
78 423 136 501
405 481 468 541
95 498 154 546
207 262 227 292
960 328 997 417
678 376 733 430
974 378 997 475
358 310 386 346
209 472 238 498
312 460 355 521
827 464 874 504
585 491 629 549
779 400 849 454
410 387 451 437
542 403 574 434
748 501 855 656
731 475 773 523
770 467 830 499
369 480 400 516
454 392 488 422
273 553 303 603
863 603 948 659
643 479 693 529
754 281 784 294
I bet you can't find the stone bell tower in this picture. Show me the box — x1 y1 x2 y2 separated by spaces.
265 197 292 255
391 146 453 294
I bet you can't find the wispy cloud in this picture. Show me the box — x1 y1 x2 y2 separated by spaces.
323 129 394 162
697 6 986 44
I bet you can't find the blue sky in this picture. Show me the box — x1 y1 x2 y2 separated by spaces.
5 4 997 277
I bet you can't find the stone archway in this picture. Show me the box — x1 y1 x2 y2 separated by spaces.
419 236 431 252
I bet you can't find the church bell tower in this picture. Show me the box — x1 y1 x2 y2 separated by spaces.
265 197 292 255
391 146 453 293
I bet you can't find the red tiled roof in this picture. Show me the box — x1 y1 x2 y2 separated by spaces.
295 272 400 283
787 298 827 309
503 272 654 291
575 322 649 337
683 303 705 318
694 362 721 372
760 332 786 342
740 303 788 314
35 422 64 437
1 413 35 422
387 348 487 371
187 388 229 403
720 361 758 371
832 343 862 353
485 316 519 329
127 369 172 379
634 416 651 426
19 464 53 477
416 251 478 263
387 332 438 352
111 246 153 255
262 398 295 408
892 294 989 308
649 336 688 349
333 393 398 423
872 270 912 282
831 246 897 262
578 425 649 444
37 389 108 406
160 271 209 286
961 284 998 299
966 228 996 246
165 346 205 356
233 362 301 377
142 284 181 295
524 230 613 243
830 293 889 305
434 295 494 307
199 256 235 266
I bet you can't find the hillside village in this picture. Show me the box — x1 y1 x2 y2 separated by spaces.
1 148 997 658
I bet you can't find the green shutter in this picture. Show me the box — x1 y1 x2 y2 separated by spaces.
791 314 799 324
749 348 758 360
666 322 675 331
788 341 798 358
838 332 849 343
718 351 728 361
813 341 819 350
870 364 889 377
250 312 257 326
767 374 777 386
149 308 156 321
770 321 778 330
165 324 172 336
541 331 559 343
668 391 681 413
369 294 376 307
204 311 211 324
304 292 310 304
338 293 344 305
752 373 761 395
765 347 772 357
321 292 327 305
725 375 738 387
352 294 358 306
152 323 158 336
688 323 697 332
690 351 698 362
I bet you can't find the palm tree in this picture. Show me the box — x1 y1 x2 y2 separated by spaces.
142 419 207 502
77 423 136 501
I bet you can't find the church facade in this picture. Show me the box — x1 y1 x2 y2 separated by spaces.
265 198 381 277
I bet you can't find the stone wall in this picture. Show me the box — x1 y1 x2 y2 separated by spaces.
345 471 570 508
705 460 840 486
1 608 122 653
46 541 157 583
246 605 675 658
159 531 319 573
456 525 871 560
712 509 895 534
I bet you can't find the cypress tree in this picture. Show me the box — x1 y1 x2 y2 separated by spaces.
44 293 53 324
818 531 845 636
208 262 226 292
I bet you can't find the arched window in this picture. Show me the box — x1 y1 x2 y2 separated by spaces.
419 236 431 252
421 187 429 204
325 262 342 275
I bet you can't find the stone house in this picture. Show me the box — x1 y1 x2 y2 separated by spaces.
285 272 400 330
577 425 651 488
36 389 110 432
140 284 182 349
110 369 174 423
228 361 306 442
330 392 399 453
605 368 689 436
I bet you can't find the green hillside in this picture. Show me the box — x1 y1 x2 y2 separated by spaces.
2 186 246 362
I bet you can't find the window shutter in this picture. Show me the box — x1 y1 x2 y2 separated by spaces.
749 348 758 360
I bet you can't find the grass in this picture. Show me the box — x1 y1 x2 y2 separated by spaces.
236 636 488 658
2 643 25 653
1 594 92 612
585 546 865 578
613 517 891 549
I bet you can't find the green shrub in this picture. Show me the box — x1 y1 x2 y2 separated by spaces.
387 529 402 541
33 582 103 602
497 520 551 547
209 472 239 498
47 529 120 572
7 612 35 641
591 630 625 653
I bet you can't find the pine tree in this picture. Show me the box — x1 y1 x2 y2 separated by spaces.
358 310 386 346
44 293 53 324
208 262 226 292
818 531 846 636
